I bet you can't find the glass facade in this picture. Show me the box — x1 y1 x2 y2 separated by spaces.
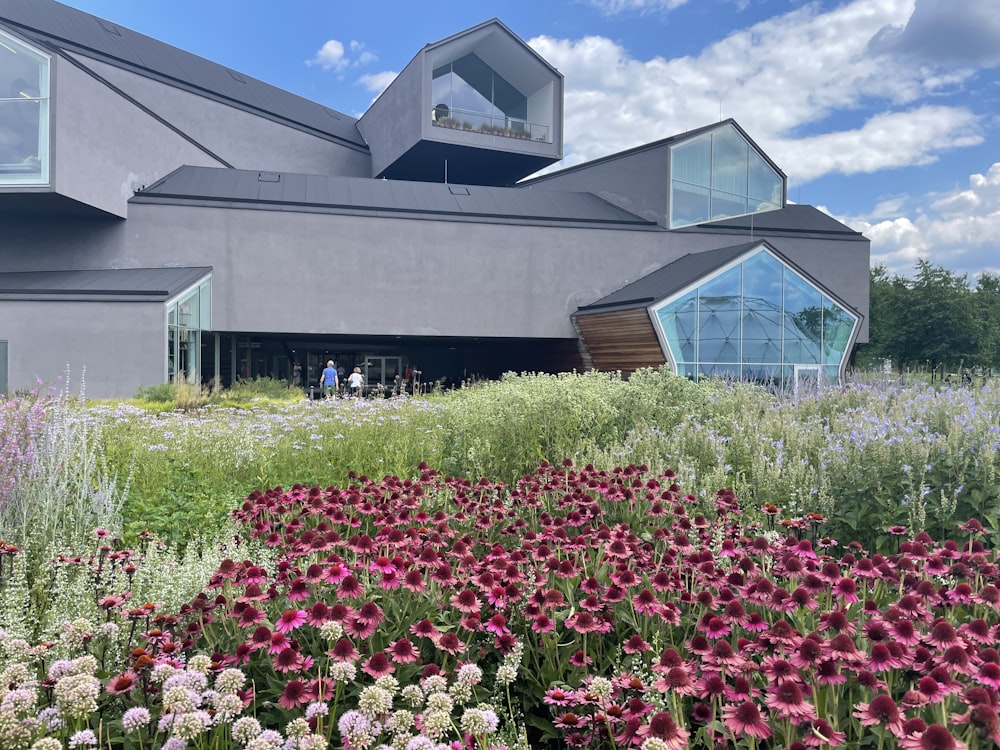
166 278 211 384
431 54 551 142
669 124 782 228
0 29 50 185
653 248 858 385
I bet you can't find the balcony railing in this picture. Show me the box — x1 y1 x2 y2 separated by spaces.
431 106 551 143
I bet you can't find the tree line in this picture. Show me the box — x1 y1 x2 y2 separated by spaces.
855 259 1000 374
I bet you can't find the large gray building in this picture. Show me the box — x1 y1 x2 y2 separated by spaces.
0 0 869 398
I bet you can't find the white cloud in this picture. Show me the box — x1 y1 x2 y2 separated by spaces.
586 0 689 12
529 0 987 187
308 39 377 72
359 71 398 98
844 163 1000 277
307 40 349 71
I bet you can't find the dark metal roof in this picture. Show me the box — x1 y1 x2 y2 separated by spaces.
521 119 786 186
0 266 211 301
0 0 365 149
575 241 762 315
132 166 658 227
679 204 865 238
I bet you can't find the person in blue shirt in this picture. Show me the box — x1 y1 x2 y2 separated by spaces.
320 360 339 399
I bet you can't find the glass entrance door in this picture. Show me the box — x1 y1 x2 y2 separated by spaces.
793 365 821 396
364 356 402 390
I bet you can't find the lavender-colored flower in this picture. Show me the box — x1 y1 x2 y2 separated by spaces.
305 702 329 720
68 730 98 748
122 707 151 733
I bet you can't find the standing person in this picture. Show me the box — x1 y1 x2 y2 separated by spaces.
319 360 339 399
292 361 302 387
348 366 365 397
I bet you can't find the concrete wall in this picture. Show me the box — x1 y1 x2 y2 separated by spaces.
83 56 372 179
51 56 224 218
525 144 670 226
116 202 869 342
0 299 165 397
357 55 424 179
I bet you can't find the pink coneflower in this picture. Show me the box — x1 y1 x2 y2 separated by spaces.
898 723 968 750
386 638 420 664
826 633 860 662
765 681 817 722
402 569 425 592
543 687 577 707
801 718 846 747
926 618 961 649
305 601 332 627
354 601 384 627
703 617 731 639
434 631 464 655
553 712 584 730
329 637 359 662
653 666 696 696
565 611 604 634
854 694 905 737
410 618 438 640
337 575 362 598
273 646 304 672
822 610 857 636
450 589 481 613
106 671 138 695
278 679 311 709
236 605 267 627
274 609 307 634
791 637 825 670
917 676 947 705
950 704 1000 746
892 618 921 646
267 631 290 654
636 710 689 750
707 640 743 670
361 652 394 678
569 650 592 667
368 556 396 574
975 661 1000 689
485 614 510 636
940 645 976 676
623 634 652 654
286 578 311 601
344 615 378 639
632 588 663 616
835 577 860 604
696 673 727 701
531 614 556 633
960 618 994 644
868 643 904 673
721 700 772 740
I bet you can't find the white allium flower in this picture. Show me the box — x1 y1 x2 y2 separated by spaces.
319 621 344 641
232 716 263 745
121 706 151 733
329 661 357 683
215 668 246 694
424 691 453 714
455 663 482 685
588 676 613 701
186 654 212 674
400 684 424 707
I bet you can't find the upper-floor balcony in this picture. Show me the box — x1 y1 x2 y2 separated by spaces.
431 105 551 144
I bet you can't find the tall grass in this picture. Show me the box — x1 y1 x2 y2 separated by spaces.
9 367 999 552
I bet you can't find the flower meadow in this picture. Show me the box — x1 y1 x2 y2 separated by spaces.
2 370 1000 749
2 460 1000 749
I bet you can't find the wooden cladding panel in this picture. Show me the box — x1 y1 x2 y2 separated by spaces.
575 308 666 375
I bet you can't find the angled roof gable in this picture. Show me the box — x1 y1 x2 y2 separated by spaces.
0 0 365 148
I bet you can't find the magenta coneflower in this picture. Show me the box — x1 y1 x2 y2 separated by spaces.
434 631 464 655
402 569 425 592
361 652 394 678
622 634 652 654
246 625 272 652
632 588 663 616
337 575 363 599
868 643 904 673
975 661 1000 689
854 694 905 737
765 680 817 723
305 601 332 627
636 710 689 750
531 614 556 633
386 638 419 664
897 723 968 750
329 637 359 663
543 687 577 706
917 676 947 705
926 619 961 650
569 650 592 667
801 718 845 747
721 700 773 740
278 679 311 709
653 665 696 696
236 605 267 627
274 609 307 634
267 631 289 654
703 617 731 639
790 637 825 670
450 589 481 613
950 704 1000 746
485 614 510 636
272 646 304 672
960 618 994 644
106 671 138 695
761 656 798 685
892 618 922 646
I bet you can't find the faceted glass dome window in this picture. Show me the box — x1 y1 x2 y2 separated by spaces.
0 29 50 185
669 123 782 229
652 247 859 385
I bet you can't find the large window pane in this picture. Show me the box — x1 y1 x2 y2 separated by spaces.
711 127 748 196
670 182 710 227
669 124 783 228
657 290 697 363
783 270 823 364
0 30 49 184
822 297 855 362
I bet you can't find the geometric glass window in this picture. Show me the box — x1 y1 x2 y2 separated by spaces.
652 246 859 385
431 53 552 142
669 123 782 229
166 277 211 384
0 29 50 185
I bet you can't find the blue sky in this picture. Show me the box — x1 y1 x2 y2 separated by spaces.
59 0 1000 279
